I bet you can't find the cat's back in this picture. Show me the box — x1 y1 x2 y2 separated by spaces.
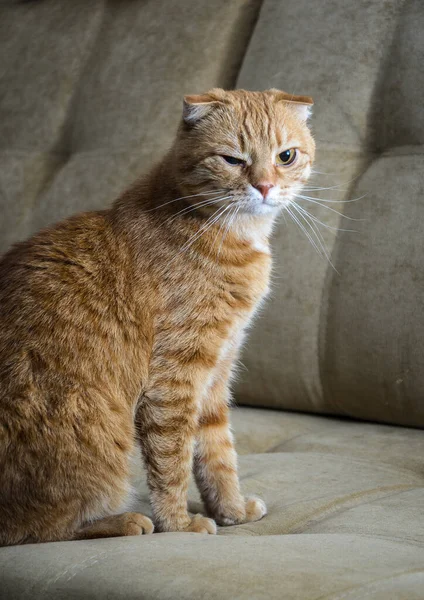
0 209 141 324
1 210 116 300
0 209 152 409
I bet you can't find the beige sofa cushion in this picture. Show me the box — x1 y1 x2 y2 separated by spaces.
1 3 423 599
0 0 261 251
1 407 423 598
2 0 423 428
235 0 424 428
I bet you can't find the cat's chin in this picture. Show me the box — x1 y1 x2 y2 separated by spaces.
240 199 283 217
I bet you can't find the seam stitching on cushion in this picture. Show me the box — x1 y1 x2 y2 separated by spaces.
232 0 265 89
324 568 424 600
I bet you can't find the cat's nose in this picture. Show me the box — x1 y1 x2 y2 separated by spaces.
254 182 275 199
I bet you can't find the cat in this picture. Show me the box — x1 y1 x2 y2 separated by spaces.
0 88 315 545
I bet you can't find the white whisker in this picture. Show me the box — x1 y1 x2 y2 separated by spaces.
290 203 339 273
296 192 367 205
302 186 350 194
217 204 240 256
166 196 231 222
292 202 357 233
310 169 329 175
303 173 363 193
209 208 231 256
293 195 364 220
144 189 226 212
302 185 346 192
286 206 324 258
209 203 238 257
179 203 233 255
279 207 288 226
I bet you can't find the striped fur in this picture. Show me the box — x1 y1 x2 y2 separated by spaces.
0 89 314 544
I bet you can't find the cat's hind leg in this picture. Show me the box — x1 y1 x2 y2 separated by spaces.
0 388 152 545
73 512 154 540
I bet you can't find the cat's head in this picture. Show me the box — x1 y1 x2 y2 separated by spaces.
174 88 315 218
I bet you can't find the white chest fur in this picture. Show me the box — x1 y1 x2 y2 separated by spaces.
202 278 270 402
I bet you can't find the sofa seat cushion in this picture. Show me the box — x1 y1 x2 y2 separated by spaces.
1 407 423 599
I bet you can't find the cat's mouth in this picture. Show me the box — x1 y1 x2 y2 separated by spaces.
232 187 293 216
237 196 283 216
205 187 291 217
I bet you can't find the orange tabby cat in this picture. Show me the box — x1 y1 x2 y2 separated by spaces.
0 89 315 545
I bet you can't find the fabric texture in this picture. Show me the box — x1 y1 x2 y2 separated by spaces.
1 0 422 428
1 1 424 598
0 0 261 251
235 0 424 428
1 407 423 599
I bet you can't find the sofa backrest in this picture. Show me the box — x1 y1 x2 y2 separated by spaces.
1 0 422 428
0 0 261 248
235 0 424 428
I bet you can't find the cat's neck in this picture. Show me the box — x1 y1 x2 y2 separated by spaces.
225 214 274 254
111 162 275 259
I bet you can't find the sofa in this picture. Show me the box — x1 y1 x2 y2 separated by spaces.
1 1 423 598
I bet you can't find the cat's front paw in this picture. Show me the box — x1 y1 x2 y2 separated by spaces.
245 496 267 522
215 496 267 526
184 514 217 534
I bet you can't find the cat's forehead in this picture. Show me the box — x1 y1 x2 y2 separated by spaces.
225 91 282 121
184 88 312 152
218 95 296 150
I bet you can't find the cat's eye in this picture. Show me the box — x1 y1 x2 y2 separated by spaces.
276 149 297 166
221 155 245 166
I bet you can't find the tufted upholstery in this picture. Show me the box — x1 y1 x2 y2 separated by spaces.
0 1 423 599
2 408 424 599
236 0 424 429
1 0 422 428
0 0 260 251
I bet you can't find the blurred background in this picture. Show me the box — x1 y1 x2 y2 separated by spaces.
1 3 424 598
0 0 423 427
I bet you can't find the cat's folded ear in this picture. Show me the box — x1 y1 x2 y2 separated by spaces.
268 89 314 121
183 90 225 125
